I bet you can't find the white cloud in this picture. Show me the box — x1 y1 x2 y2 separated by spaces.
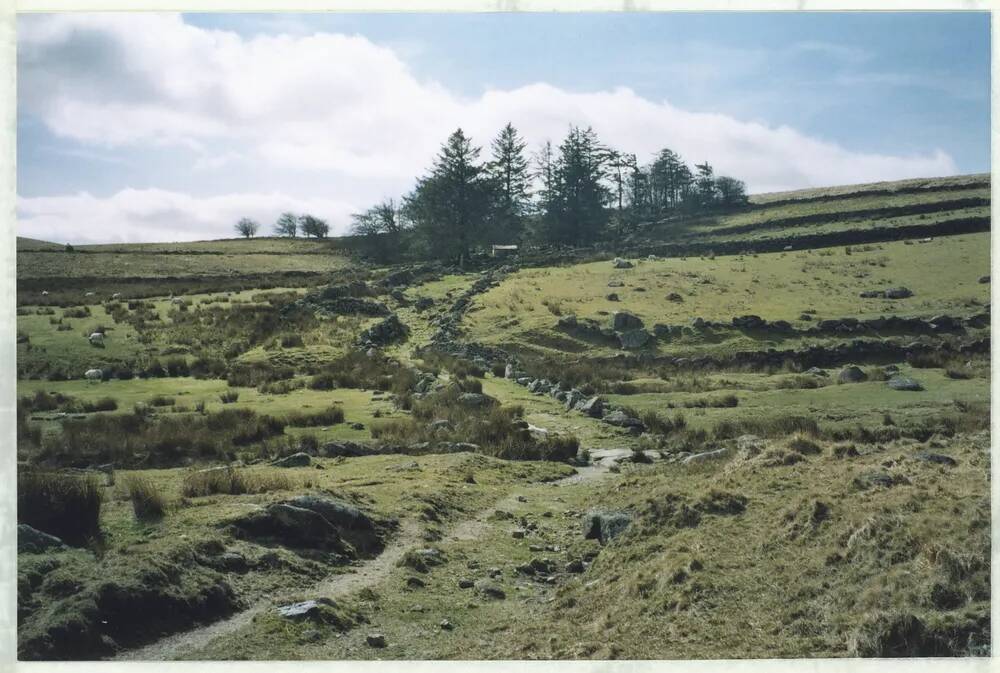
17 189 358 244
17 13 961 243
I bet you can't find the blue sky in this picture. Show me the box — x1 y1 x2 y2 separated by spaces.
17 12 990 243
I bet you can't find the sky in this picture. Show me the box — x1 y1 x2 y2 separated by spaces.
16 11 991 244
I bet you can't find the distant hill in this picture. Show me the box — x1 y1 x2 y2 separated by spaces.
16 237 65 251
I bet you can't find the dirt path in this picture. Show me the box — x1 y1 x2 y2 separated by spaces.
113 449 639 661
114 519 424 661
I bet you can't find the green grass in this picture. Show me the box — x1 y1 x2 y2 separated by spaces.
464 233 989 358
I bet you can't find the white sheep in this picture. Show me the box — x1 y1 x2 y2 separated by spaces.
88 332 105 346
84 368 103 381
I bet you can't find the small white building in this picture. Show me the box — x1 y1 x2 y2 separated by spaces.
491 244 518 258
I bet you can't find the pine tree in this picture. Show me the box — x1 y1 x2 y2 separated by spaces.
486 123 530 243
403 128 491 266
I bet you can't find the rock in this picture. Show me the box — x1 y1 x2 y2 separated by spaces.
732 315 765 329
511 529 527 539
583 511 631 544
666 292 684 302
406 576 426 589
277 600 324 619
617 329 651 350
979 275 990 284
557 314 578 329
736 435 766 458
429 419 454 433
366 633 387 648
286 496 376 531
884 287 913 299
578 396 605 418
350 422 365 430
913 452 958 467
213 552 249 573
458 578 474 589
439 619 454 630
612 258 633 269
887 376 923 391
606 293 620 302
228 503 348 551
837 366 867 384
272 452 311 468
854 471 909 489
320 441 372 457
611 311 644 331
799 313 813 321
457 392 496 407
17 524 66 553
358 313 409 346
565 559 585 573
607 280 624 287
682 448 728 464
564 389 586 410
603 409 643 429
475 580 507 599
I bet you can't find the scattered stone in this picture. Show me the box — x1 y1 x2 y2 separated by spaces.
366 633 387 648
350 422 365 431
682 448 729 464
612 258 633 269
583 511 632 544
439 619 454 631
457 392 495 407
406 576 427 589
914 452 957 467
979 275 990 284
603 409 643 429
885 287 913 299
271 452 311 468
606 293 620 302
458 578 474 589
511 529 527 539
578 396 605 418
732 315 765 329
607 280 624 287
617 328 651 350
277 600 325 619
611 311 644 331
887 376 923 391
565 559 585 573
837 366 868 384
475 580 507 599
17 524 66 553
666 292 684 302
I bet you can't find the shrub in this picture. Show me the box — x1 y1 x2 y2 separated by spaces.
219 389 240 404
181 467 292 497
713 415 819 440
148 395 175 407
164 357 190 377
786 433 822 455
63 307 91 319
284 406 345 427
124 475 166 521
280 334 304 348
17 470 102 545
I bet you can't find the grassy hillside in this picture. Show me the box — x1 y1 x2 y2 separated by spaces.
15 174 991 661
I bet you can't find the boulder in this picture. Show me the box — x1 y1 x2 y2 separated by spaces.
884 287 913 299
617 329 651 350
17 524 66 553
564 389 587 410
732 315 765 329
607 280 624 288
612 258 633 269
474 580 507 600
682 448 729 464
666 292 684 303
979 275 990 284
578 396 605 418
358 314 409 346
271 452 311 468
606 293 620 302
366 633 387 648
457 392 496 407
603 409 643 429
611 311 644 331
285 496 376 531
887 376 923 391
228 503 348 552
913 452 957 467
837 366 868 384
583 511 631 544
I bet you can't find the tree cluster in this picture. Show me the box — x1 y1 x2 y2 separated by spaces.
233 212 330 239
348 123 749 263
